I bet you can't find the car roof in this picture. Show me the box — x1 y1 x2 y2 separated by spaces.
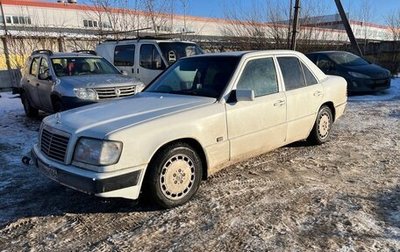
48 52 102 58
100 39 197 45
186 50 305 59
306 51 353 55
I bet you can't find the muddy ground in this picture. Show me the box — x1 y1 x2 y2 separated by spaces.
0 86 399 251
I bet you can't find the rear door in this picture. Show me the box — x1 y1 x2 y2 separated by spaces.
113 44 136 77
226 56 287 160
277 56 323 143
137 43 166 85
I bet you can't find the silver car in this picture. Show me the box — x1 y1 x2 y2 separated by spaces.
19 50 144 117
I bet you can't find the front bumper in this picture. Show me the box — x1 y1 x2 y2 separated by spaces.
347 77 391 92
61 96 96 110
31 144 145 200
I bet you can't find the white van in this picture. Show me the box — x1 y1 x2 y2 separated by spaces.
96 39 203 85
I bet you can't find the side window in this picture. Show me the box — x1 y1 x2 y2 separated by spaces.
278 57 306 91
237 58 278 97
38 58 50 80
317 55 335 71
30 57 40 76
301 62 318 85
140 44 165 70
114 44 135 66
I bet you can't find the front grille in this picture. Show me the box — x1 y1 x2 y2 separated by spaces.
41 128 70 162
95 85 136 99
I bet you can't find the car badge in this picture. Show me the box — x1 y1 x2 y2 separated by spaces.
115 88 121 97
55 112 61 124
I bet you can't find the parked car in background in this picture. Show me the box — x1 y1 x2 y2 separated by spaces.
30 50 347 208
96 38 204 85
306 51 391 93
19 50 145 117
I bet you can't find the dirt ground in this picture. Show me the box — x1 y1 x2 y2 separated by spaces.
0 85 399 251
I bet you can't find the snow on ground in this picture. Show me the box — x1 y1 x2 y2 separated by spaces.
0 80 399 251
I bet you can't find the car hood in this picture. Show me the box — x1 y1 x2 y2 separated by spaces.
44 92 216 137
59 74 142 88
344 64 390 79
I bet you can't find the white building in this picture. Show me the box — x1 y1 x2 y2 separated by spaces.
0 0 395 69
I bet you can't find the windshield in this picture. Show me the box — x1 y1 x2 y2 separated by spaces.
145 56 240 98
51 57 120 77
327 52 369 66
158 42 203 65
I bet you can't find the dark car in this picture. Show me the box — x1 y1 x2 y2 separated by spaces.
306 51 391 93
19 50 145 117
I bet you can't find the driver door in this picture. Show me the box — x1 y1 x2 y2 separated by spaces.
225 57 287 160
137 43 166 85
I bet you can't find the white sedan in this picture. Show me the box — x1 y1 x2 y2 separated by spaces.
31 50 347 208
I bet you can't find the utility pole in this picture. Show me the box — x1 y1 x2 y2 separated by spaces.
334 0 363 56
0 1 11 71
290 0 300 50
287 0 293 49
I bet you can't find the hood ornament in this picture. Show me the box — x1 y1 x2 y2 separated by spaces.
55 112 61 124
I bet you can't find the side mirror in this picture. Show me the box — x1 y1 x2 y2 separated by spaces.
121 70 128 76
235 89 255 102
39 72 52 81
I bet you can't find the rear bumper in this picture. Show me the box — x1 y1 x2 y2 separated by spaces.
335 102 347 121
31 144 145 199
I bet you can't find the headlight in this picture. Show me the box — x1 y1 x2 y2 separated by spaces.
135 83 146 93
348 72 371 79
73 138 122 166
73 88 98 101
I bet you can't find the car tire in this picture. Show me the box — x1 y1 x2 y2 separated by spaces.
21 92 38 118
52 99 64 113
307 105 333 145
144 142 203 208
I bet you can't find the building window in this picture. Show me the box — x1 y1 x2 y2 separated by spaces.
5 15 31 25
84 19 110 29
12 16 19 24
19 16 25 24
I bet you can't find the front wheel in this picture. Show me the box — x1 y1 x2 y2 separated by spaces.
144 143 203 208
307 106 333 145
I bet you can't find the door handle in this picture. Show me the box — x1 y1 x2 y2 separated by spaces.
273 100 286 107
313 91 322 97
36 83 40 87
137 68 139 74
27 80 30 83
131 68 134 73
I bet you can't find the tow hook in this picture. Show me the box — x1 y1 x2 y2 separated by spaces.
22 156 31 166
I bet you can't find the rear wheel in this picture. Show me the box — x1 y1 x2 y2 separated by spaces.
144 143 203 208
307 105 333 145
21 92 38 118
